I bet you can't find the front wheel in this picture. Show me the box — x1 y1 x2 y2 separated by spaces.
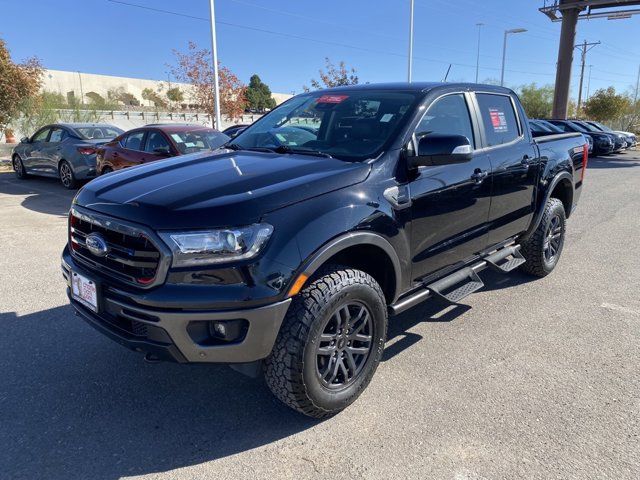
264 266 387 418
59 160 77 189
13 155 29 179
520 197 566 277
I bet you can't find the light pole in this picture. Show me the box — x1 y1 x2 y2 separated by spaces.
500 28 527 87
475 23 484 83
407 0 415 83
208 0 222 130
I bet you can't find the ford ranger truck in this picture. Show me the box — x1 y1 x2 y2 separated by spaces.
62 83 587 418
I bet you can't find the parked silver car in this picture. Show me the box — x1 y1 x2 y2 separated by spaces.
12 123 124 188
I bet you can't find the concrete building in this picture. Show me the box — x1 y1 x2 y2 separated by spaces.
41 69 291 108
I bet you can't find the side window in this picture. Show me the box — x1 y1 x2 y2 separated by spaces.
49 128 66 143
123 131 145 151
32 128 51 142
144 131 171 153
416 94 475 148
476 94 521 146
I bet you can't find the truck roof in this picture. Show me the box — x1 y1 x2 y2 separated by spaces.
316 82 514 95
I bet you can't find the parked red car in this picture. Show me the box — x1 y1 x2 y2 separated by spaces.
96 124 229 175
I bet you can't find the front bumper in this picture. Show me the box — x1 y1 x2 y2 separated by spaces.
62 250 291 364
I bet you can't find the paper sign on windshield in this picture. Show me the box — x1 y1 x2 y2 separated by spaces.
489 108 508 133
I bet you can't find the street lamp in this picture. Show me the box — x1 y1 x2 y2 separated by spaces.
407 0 415 83
475 23 484 83
500 28 527 87
208 0 222 130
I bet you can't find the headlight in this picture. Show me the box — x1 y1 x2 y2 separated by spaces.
160 223 273 267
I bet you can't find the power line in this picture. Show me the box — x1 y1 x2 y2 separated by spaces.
106 0 558 79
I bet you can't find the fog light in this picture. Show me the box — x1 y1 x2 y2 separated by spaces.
207 319 248 342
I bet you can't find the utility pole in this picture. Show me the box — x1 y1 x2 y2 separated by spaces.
407 0 415 83
208 0 222 130
475 23 484 83
634 64 640 105
576 40 600 115
586 64 592 100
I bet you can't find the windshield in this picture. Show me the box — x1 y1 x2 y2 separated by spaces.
574 121 600 133
169 129 230 154
230 90 421 161
589 121 612 132
567 121 589 133
536 120 562 133
74 126 123 140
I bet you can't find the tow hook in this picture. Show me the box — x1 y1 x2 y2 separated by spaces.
144 353 162 364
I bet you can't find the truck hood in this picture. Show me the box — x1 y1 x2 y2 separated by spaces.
75 150 371 230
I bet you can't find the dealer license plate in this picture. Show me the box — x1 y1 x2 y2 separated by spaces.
71 271 98 312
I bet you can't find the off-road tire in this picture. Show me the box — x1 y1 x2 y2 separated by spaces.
264 266 387 418
13 155 29 179
520 198 566 277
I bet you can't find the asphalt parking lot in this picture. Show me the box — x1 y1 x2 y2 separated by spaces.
0 152 639 480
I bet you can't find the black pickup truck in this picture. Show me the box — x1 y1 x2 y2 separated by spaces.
62 83 587 417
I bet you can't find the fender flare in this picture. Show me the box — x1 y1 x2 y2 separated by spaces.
521 171 573 242
298 231 403 303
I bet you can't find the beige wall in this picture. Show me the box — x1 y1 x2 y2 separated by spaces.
41 69 292 107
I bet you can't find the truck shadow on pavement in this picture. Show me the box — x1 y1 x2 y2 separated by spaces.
588 153 640 169
0 172 75 217
0 305 317 480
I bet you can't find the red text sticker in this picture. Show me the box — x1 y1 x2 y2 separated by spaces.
488 108 508 133
316 95 349 104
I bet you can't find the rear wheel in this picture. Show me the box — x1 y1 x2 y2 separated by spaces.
264 266 387 418
520 198 566 277
12 155 29 179
59 160 77 189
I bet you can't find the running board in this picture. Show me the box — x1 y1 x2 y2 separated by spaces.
427 267 484 305
484 245 526 273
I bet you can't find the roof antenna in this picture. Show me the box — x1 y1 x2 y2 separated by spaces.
442 64 452 82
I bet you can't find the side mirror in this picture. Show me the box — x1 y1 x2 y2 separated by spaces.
409 134 473 168
153 146 172 156
20 137 30 144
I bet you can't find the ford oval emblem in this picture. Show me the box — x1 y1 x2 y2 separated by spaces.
85 233 109 257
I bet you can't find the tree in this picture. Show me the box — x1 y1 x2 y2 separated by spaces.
141 87 167 108
166 87 184 105
584 87 631 123
107 87 140 107
0 38 43 133
246 74 276 112
517 83 554 119
170 41 247 125
306 57 358 90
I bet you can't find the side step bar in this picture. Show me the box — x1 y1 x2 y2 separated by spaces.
388 243 526 315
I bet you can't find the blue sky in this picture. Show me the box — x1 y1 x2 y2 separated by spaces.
1 0 639 97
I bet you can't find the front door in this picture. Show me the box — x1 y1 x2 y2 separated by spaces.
409 93 493 283
473 93 539 245
24 127 51 172
41 127 67 175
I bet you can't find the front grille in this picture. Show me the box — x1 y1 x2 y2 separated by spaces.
69 208 162 287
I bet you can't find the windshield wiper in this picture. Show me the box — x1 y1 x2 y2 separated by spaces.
274 145 333 158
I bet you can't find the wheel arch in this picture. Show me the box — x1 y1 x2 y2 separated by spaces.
521 171 573 242
296 232 402 305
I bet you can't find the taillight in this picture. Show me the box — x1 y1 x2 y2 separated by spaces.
581 143 588 182
77 147 96 155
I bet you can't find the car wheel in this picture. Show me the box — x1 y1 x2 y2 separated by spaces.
12 155 29 179
59 160 77 189
264 266 387 418
520 197 566 277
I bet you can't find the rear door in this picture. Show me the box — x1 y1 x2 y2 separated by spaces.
41 127 67 174
473 92 539 246
117 130 148 168
409 92 493 282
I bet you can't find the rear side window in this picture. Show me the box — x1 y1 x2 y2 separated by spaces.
416 93 475 148
123 131 145 151
476 94 521 146
49 128 67 143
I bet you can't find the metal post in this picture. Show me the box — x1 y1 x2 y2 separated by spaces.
500 31 508 87
407 0 414 83
475 23 484 83
552 4 580 119
208 0 222 130
634 64 640 105
576 41 587 115
586 64 592 100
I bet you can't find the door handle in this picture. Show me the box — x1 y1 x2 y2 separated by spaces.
471 169 488 183
112 152 119 157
